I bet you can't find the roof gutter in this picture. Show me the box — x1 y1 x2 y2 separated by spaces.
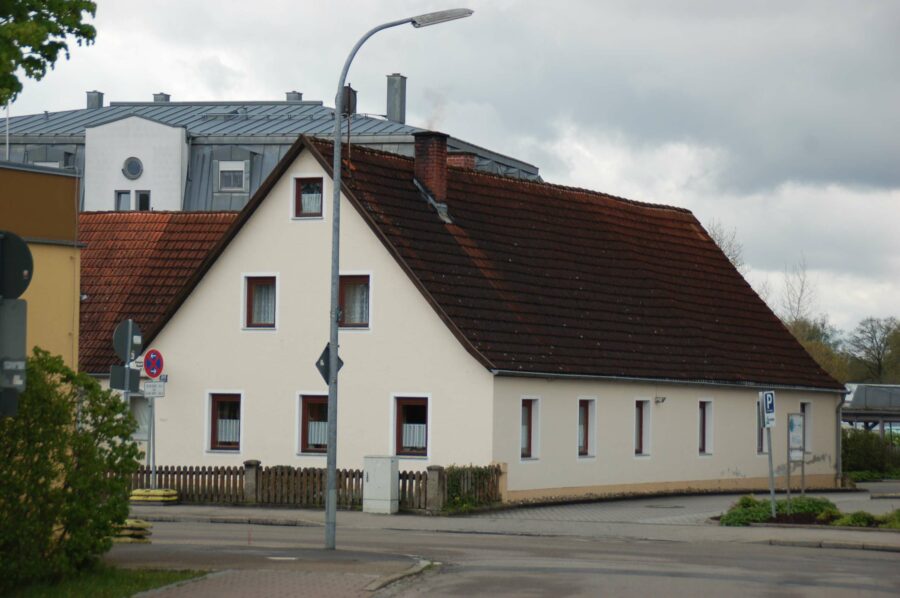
490 368 846 395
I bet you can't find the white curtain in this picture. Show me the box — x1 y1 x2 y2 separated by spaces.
218 418 240 443
252 282 275 325
402 423 427 449
308 421 328 446
302 190 322 214
344 282 369 324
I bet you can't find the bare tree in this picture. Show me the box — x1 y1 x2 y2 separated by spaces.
780 255 816 324
706 219 747 276
847 316 899 382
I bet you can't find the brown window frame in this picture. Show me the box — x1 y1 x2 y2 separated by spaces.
338 275 370 328
294 177 324 218
245 276 276 328
578 399 590 456
521 399 534 459
210 393 241 451
300 395 328 454
395 397 428 457
699 401 709 455
635 401 646 455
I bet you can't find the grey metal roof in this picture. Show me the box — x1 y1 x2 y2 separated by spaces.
7 101 421 138
845 384 900 413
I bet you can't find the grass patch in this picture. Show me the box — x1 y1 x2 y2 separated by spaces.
847 470 900 483
10 565 203 598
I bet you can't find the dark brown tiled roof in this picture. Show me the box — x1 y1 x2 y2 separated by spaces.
306 138 842 391
79 211 238 373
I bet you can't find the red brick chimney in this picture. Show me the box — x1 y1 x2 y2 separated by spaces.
413 131 449 202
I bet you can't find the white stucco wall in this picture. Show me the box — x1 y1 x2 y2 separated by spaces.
147 150 494 469
493 376 841 498
84 116 187 211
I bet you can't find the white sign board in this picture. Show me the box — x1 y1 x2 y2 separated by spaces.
760 391 776 428
788 413 805 462
143 381 166 398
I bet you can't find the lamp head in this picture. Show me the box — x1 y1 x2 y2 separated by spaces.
411 8 474 28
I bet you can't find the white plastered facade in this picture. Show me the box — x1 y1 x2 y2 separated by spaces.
84 116 188 211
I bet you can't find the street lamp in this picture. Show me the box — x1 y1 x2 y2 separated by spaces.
325 8 474 550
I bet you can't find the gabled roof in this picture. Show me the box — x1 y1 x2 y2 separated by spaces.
79 136 842 391
79 211 238 373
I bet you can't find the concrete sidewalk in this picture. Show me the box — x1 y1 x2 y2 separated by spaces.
129 488 900 554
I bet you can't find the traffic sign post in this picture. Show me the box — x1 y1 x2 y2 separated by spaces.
759 391 777 518
0 231 34 417
786 413 806 509
143 349 164 379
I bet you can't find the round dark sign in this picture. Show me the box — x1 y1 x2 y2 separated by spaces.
0 231 34 299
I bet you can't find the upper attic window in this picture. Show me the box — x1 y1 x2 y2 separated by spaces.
219 161 246 192
294 178 323 218
122 156 143 180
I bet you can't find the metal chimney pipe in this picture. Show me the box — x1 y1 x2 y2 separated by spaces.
286 91 303 102
386 73 406 123
153 92 171 103
86 90 104 109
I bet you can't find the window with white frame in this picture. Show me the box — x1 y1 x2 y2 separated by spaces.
521 398 538 459
219 160 246 191
210 394 240 450
635 400 650 456
115 190 130 211
578 399 595 457
294 178 324 217
245 276 276 328
339 275 369 327
800 401 811 452
300 395 328 453
699 400 712 455
395 397 427 456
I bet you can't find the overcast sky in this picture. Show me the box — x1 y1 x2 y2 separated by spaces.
9 0 899 332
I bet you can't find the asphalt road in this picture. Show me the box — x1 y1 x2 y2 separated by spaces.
110 520 900 597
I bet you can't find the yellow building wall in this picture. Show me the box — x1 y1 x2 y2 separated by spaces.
20 243 80 368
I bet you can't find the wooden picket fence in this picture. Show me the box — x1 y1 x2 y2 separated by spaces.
129 465 243 504
445 464 503 508
256 466 364 509
399 470 428 510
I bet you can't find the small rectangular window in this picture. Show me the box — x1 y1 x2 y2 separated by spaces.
578 399 591 456
301 395 328 453
339 275 369 327
756 399 768 454
136 190 151 211
635 400 650 456
521 399 537 459
246 276 276 328
210 394 241 450
219 160 245 191
699 400 712 455
800 402 811 452
396 398 427 456
295 178 323 217
115 190 130 211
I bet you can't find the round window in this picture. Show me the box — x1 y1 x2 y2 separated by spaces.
122 156 143 180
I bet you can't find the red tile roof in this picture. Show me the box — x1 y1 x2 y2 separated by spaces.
305 138 842 391
79 211 238 373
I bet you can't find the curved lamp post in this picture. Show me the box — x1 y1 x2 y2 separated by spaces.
325 8 474 550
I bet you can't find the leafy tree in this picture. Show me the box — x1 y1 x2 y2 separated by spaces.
784 314 849 383
847 316 900 383
0 1 97 105
0 348 140 592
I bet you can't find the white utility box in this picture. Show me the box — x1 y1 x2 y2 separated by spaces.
363 455 399 514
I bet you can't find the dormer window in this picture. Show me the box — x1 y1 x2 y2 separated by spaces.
294 178 323 217
219 161 246 192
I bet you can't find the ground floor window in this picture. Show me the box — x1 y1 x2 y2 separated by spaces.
210 394 241 450
396 397 427 456
635 400 650 456
578 399 594 457
756 399 768 454
801 401 811 452
521 398 538 459
699 400 712 455
301 395 327 453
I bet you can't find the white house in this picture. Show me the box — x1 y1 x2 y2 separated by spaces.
79 133 845 501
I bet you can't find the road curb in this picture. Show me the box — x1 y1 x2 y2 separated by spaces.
768 539 900 553
137 514 321 527
364 558 434 592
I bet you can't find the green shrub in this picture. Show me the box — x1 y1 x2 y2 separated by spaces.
816 506 841 524
876 509 900 529
0 349 140 592
720 496 773 526
833 511 878 527
843 429 889 473
444 464 501 512
777 496 836 517
848 470 885 482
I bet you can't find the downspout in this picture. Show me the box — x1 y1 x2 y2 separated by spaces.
835 390 848 487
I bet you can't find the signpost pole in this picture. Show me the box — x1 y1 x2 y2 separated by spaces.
801 419 806 496
760 391 777 519
786 418 791 515
766 425 776 518
150 397 156 489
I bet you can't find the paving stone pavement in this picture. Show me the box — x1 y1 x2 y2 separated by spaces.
136 569 379 598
